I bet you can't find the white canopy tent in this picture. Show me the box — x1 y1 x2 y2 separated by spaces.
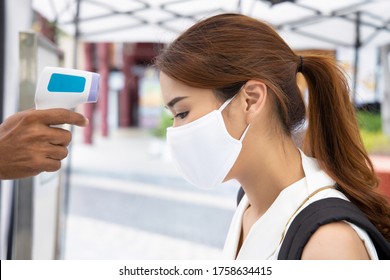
31 0 390 92
31 0 390 47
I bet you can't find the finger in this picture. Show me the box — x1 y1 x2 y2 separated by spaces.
36 109 89 127
41 158 62 172
47 127 72 146
46 145 69 161
24 157 62 174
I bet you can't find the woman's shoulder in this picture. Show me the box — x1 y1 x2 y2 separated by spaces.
298 189 377 259
301 220 370 260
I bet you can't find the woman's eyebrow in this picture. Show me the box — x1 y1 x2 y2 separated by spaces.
166 96 189 108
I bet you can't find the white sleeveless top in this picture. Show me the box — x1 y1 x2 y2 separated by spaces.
222 150 378 260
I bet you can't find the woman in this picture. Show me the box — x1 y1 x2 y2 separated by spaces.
155 13 390 259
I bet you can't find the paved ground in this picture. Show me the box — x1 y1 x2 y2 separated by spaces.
63 127 240 260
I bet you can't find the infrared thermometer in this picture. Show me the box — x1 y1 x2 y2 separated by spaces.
35 66 100 109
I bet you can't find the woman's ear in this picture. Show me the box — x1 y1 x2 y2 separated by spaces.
242 80 267 123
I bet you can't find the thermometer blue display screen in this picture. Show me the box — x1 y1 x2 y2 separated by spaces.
47 73 86 93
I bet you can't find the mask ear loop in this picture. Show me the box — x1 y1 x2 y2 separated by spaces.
218 95 237 111
239 124 250 142
218 84 250 141
219 83 246 111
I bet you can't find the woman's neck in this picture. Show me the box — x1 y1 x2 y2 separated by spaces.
236 135 305 217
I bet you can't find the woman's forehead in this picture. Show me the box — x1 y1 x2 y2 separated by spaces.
160 72 216 104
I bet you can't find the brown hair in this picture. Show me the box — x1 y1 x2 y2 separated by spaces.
155 13 390 240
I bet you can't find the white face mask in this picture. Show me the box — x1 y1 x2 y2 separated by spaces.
166 96 250 189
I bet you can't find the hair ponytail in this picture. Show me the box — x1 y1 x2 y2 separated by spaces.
300 54 390 241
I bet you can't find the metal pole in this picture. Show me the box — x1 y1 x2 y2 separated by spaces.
0 0 5 123
98 43 109 137
73 0 82 69
0 0 5 238
83 42 95 144
352 11 361 106
237 0 242 13
381 45 390 136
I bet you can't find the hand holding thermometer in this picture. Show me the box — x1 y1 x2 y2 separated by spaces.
35 66 100 110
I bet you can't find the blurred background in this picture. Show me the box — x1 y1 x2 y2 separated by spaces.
1 0 390 260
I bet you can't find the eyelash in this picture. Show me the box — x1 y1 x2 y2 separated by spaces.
172 111 189 120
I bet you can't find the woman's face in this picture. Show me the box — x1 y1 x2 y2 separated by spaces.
160 71 223 127
160 71 249 185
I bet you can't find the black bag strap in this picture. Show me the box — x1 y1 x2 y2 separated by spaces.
278 197 390 260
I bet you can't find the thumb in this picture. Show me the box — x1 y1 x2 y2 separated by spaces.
37 108 89 127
